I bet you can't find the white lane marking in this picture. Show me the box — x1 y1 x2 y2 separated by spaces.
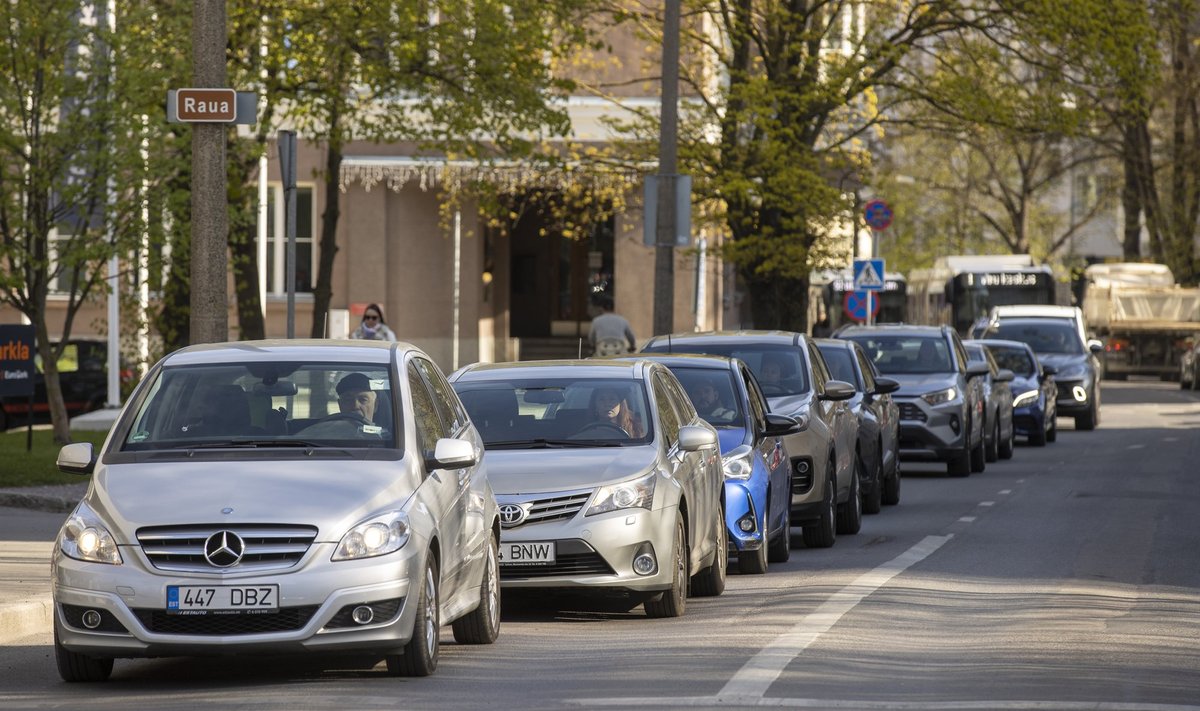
1128 444 1146 449
979 501 995 507
578 696 1200 709
959 516 977 523
1163 437 1178 442
715 535 952 700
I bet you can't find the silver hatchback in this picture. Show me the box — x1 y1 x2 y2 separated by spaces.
52 340 500 681
450 360 726 617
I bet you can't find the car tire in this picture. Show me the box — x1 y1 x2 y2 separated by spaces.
835 459 862 535
882 461 901 506
386 554 440 677
692 506 727 595
1030 418 1048 446
55 627 113 683
801 460 838 548
739 544 768 574
998 422 1015 460
861 451 882 515
1047 415 1058 443
767 495 791 563
969 424 986 473
645 512 688 617
947 436 971 477
452 531 501 645
984 417 999 463
1076 404 1098 431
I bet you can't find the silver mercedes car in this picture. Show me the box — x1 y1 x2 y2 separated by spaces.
52 340 500 681
449 360 726 617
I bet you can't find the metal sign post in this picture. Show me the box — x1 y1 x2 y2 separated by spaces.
278 131 297 339
862 199 893 327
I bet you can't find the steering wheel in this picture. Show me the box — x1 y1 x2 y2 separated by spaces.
571 421 630 438
319 412 373 427
758 383 786 395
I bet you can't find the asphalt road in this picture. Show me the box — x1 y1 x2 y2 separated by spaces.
1 380 1197 710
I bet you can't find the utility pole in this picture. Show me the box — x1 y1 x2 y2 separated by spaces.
653 0 680 336
190 0 229 343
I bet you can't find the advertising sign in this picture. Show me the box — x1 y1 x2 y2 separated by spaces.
0 325 35 398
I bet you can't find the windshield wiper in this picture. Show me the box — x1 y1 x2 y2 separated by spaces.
184 439 327 449
485 438 623 449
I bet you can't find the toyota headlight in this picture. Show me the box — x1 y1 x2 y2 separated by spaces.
333 511 410 561
586 472 656 516
1012 389 1039 407
722 445 754 480
922 387 958 406
59 502 122 565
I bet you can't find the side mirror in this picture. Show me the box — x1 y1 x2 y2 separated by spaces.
820 380 856 401
966 362 990 379
994 368 1015 383
678 425 718 452
426 438 477 470
57 442 96 475
762 412 801 437
1042 364 1058 377
873 377 900 395
1087 339 1104 353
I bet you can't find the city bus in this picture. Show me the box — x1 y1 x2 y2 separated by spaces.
906 255 1057 335
809 269 908 334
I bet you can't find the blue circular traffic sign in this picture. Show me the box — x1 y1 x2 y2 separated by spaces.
844 290 881 323
864 199 892 231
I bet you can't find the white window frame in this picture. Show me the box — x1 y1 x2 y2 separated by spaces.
264 182 316 296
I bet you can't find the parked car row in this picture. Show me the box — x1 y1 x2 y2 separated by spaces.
47 311 1102 683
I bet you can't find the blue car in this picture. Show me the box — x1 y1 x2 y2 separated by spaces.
638 353 800 574
975 339 1058 446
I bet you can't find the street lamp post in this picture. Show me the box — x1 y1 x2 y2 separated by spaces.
653 0 681 337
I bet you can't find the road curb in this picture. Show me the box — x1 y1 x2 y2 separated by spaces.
0 492 79 514
0 597 52 644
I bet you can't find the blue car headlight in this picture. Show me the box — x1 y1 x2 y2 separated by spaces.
722 445 754 480
1013 389 1039 408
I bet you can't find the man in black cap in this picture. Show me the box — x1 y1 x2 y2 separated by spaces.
336 372 379 424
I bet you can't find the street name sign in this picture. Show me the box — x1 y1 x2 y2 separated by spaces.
167 89 258 124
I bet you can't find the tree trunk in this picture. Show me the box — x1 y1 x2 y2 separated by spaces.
228 138 265 340
743 271 810 333
1121 121 1142 260
34 321 72 445
310 134 342 339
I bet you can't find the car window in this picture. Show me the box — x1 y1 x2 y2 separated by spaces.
989 320 1084 354
653 374 682 448
641 341 810 396
413 357 465 435
119 361 399 450
853 347 877 392
409 362 446 458
670 366 744 428
807 343 832 396
742 366 768 432
843 334 953 375
989 345 1037 376
951 334 970 372
453 376 653 447
816 343 860 389
661 369 699 424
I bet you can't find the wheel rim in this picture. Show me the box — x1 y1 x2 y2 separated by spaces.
484 541 500 633
826 467 836 531
423 565 438 658
673 523 685 603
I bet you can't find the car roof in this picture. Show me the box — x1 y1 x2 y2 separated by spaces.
634 353 740 372
162 339 406 366
991 305 1081 318
644 330 802 348
452 359 654 382
971 338 1035 352
836 323 948 338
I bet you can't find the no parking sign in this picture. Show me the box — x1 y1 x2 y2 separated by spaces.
843 290 881 323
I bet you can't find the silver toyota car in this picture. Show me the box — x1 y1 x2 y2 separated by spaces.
450 360 726 617
52 340 500 681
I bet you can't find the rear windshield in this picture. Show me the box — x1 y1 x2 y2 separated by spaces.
988 321 1083 354
987 345 1038 377
453 377 654 448
842 334 954 375
642 343 809 396
121 362 399 451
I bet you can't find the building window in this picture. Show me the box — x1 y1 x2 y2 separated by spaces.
49 229 87 295
264 184 315 294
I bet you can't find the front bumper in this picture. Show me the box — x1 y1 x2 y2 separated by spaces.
1054 379 1093 415
52 541 422 659
894 397 967 461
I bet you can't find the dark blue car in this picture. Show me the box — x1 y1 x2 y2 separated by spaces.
638 353 799 574
975 339 1058 446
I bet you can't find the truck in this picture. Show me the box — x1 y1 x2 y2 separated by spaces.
1081 263 1200 380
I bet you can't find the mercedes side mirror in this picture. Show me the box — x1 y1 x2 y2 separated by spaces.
426 438 477 471
57 443 96 476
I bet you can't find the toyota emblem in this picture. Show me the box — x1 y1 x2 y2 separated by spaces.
498 504 527 527
204 530 246 568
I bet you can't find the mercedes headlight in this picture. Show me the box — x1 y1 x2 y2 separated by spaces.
333 511 410 561
722 445 753 480
922 387 958 406
1012 389 1039 407
59 502 122 565
586 472 656 516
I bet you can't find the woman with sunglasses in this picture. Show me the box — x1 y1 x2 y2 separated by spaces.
350 303 397 341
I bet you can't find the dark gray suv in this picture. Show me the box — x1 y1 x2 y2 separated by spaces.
836 325 989 477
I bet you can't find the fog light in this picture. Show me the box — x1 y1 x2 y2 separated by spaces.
81 610 102 629
949 414 960 434
738 515 756 533
1072 386 1087 402
794 460 810 475
351 605 375 625
633 553 656 576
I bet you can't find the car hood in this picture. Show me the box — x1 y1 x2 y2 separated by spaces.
88 458 419 544
484 446 659 495
1036 352 1090 373
1009 374 1041 394
882 373 959 397
766 392 815 417
717 428 750 455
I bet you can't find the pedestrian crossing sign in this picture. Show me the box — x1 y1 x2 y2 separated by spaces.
853 259 886 291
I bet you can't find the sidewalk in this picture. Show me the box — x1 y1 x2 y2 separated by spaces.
0 501 77 644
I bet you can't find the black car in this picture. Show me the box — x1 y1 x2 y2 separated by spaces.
0 339 128 431
964 341 1016 462
814 338 901 512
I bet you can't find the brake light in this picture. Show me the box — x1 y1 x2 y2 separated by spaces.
1106 338 1130 352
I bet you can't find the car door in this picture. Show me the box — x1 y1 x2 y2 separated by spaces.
856 346 897 475
651 371 707 564
742 364 788 531
407 359 467 598
660 370 722 570
952 334 984 446
807 341 855 493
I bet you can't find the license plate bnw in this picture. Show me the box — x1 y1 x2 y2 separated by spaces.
498 541 556 565
166 585 279 615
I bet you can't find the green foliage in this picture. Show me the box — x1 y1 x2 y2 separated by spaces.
0 430 107 488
